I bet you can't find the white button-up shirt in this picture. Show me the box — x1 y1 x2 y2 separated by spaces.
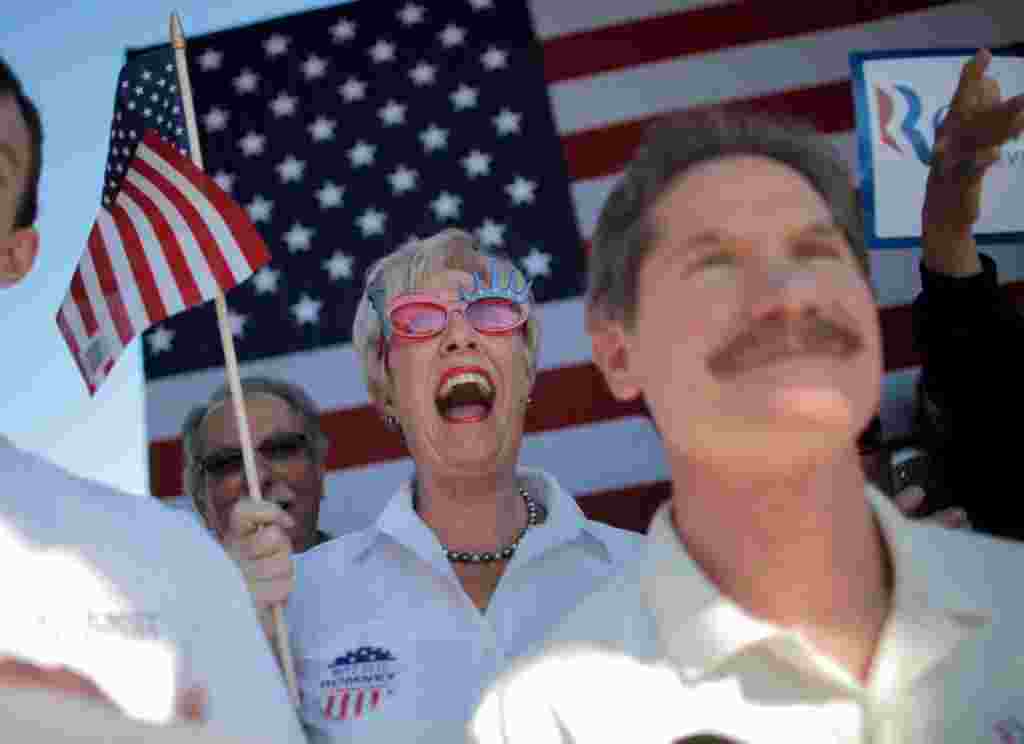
473 487 1024 743
288 467 644 743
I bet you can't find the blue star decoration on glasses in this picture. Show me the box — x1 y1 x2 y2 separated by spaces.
459 255 532 305
367 254 532 342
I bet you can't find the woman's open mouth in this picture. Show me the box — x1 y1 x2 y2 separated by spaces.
435 366 495 423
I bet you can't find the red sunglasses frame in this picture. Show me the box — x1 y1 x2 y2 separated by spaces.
376 292 530 360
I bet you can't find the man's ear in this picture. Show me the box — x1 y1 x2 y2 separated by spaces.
0 227 39 287
589 317 642 402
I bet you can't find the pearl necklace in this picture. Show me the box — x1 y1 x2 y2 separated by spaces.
413 482 541 564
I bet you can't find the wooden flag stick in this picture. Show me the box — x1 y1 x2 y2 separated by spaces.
170 11 300 709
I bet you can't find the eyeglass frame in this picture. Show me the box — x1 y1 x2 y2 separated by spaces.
368 255 533 361
375 293 530 359
198 431 313 481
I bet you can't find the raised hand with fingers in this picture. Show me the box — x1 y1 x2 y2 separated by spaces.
923 48 1024 275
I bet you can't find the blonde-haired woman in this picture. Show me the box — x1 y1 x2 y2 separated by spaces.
225 228 642 743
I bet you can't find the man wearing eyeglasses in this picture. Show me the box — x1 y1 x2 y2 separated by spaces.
182 376 331 555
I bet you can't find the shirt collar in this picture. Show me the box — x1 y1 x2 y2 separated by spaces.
641 484 990 686
863 486 990 694
512 468 617 567
641 498 778 678
373 478 449 573
369 468 616 574
866 486 989 620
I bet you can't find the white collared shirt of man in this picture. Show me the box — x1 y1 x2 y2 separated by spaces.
471 487 1024 743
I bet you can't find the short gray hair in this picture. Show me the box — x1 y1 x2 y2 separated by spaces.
181 376 329 518
587 110 870 328
351 228 541 406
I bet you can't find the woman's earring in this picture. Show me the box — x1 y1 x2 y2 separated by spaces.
384 415 399 430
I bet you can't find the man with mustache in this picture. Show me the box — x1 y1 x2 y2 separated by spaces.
707 310 863 382
470 109 1024 742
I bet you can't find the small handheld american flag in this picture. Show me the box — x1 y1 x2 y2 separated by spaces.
57 45 271 394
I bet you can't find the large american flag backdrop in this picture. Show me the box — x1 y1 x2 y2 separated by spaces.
140 0 1024 534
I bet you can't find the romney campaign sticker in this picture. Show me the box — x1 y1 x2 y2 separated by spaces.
317 645 401 721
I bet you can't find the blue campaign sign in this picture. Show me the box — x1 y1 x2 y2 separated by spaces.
851 47 1024 249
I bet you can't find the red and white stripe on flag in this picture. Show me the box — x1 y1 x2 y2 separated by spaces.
58 131 270 394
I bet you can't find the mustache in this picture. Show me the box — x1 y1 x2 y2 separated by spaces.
707 308 864 379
